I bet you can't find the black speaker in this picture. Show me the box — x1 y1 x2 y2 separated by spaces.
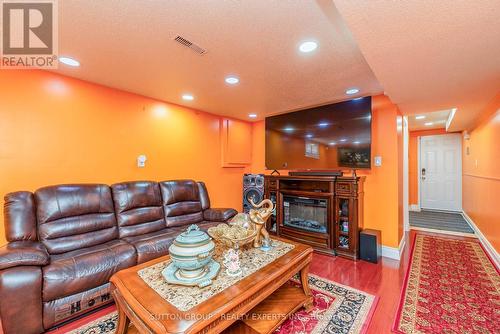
359 229 381 263
243 174 264 213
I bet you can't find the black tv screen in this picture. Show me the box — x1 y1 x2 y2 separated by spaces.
265 97 372 170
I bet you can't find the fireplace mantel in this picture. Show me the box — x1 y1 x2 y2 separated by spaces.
265 175 365 260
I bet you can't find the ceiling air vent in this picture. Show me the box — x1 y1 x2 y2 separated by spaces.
174 35 207 55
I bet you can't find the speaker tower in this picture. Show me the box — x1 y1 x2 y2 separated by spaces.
243 174 264 213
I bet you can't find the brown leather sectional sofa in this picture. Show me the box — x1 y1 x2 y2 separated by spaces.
0 180 237 334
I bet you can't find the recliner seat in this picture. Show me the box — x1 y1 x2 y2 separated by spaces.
0 180 237 334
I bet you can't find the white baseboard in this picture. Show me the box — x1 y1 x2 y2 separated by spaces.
462 211 500 269
381 235 406 260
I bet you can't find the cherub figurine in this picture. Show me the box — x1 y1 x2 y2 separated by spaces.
223 249 242 276
249 199 275 248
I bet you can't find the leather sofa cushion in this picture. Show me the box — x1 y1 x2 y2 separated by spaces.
0 241 49 270
43 283 112 329
160 180 204 227
123 222 226 265
111 181 165 238
35 184 118 254
203 208 238 222
123 227 185 264
42 240 136 302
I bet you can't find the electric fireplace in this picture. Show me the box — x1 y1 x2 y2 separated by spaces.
283 195 328 233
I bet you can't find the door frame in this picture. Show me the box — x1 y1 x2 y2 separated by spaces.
403 116 410 231
418 133 462 212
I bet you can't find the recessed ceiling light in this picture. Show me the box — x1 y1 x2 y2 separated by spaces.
225 76 239 85
318 122 329 127
329 142 337 145
248 113 257 118
424 122 434 126
182 94 194 101
306 134 313 138
283 127 294 132
340 138 347 142
299 41 318 53
345 88 360 95
353 141 360 144
58 56 80 67
415 115 426 120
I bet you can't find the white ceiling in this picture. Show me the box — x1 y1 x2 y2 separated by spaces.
407 110 451 131
333 0 500 131
53 0 382 121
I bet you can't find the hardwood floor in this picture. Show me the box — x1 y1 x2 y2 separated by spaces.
310 233 411 334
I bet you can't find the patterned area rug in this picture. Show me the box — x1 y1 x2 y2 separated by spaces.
57 274 377 334
393 233 500 333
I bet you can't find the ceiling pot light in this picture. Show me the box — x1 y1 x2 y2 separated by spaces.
58 57 80 67
225 76 239 85
299 41 318 53
248 113 257 118
283 127 294 132
424 122 434 126
415 115 426 120
353 141 361 144
306 134 313 138
329 142 336 145
340 138 347 142
345 88 360 95
318 122 329 127
182 94 194 101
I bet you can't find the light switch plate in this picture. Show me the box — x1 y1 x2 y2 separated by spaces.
374 156 382 167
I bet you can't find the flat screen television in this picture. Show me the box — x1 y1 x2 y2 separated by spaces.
265 96 372 170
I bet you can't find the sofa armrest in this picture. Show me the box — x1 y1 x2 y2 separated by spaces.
203 208 238 222
0 241 49 270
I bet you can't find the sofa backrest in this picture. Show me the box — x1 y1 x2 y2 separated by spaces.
159 180 205 227
35 184 118 254
111 181 165 238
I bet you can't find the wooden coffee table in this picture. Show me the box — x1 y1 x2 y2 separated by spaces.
110 237 313 334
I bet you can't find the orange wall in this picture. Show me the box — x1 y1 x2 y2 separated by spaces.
251 95 403 248
462 93 500 252
0 70 249 245
408 128 448 205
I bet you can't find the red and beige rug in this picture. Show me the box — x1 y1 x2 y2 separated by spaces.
393 233 500 333
49 274 377 334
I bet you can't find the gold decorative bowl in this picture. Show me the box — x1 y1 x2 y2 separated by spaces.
207 216 257 249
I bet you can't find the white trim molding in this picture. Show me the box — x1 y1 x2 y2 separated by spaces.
409 204 421 212
462 211 500 269
381 235 406 260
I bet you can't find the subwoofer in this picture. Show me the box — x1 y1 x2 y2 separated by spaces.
243 174 264 213
359 229 381 263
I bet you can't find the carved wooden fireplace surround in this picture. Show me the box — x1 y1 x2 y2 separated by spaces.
265 175 365 260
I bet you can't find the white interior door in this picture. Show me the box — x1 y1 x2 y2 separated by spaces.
420 134 462 211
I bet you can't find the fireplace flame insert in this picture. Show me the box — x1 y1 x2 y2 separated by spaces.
283 195 328 234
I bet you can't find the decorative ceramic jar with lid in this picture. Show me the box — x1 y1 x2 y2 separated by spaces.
162 224 220 287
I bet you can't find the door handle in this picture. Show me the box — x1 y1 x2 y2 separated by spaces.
421 168 426 180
